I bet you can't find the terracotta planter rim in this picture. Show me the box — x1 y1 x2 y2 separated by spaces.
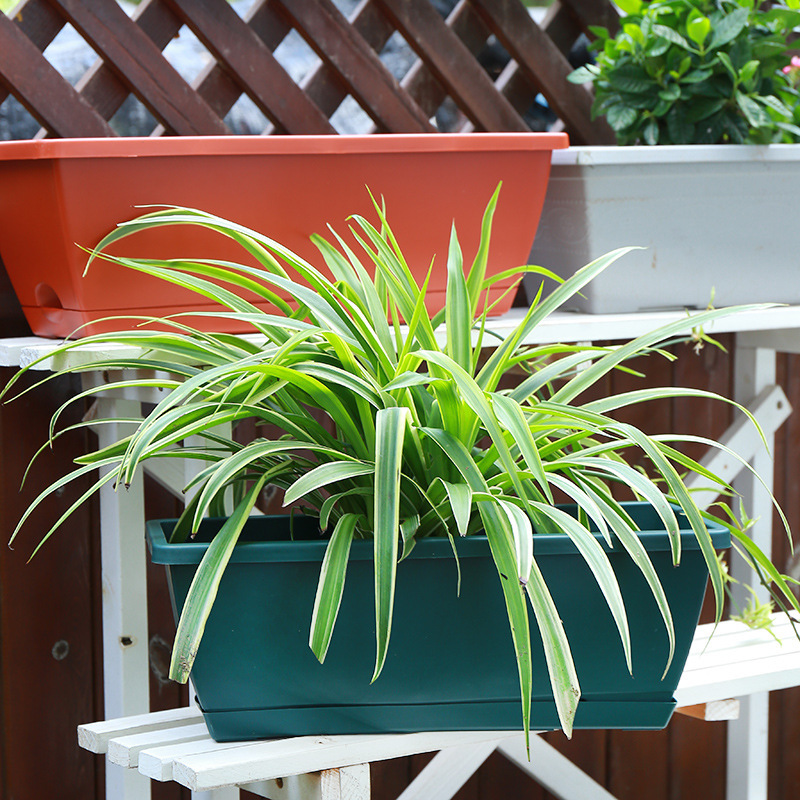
0 132 569 162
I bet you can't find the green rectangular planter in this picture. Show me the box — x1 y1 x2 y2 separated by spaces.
146 503 729 741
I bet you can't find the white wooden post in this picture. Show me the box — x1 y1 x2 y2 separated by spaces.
173 430 239 800
95 395 152 800
727 342 776 800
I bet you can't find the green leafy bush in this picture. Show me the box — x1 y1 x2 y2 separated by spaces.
569 0 800 144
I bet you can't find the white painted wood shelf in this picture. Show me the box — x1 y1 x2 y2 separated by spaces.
78 614 800 799
4 304 800 372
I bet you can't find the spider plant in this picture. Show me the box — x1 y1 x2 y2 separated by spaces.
5 187 797 742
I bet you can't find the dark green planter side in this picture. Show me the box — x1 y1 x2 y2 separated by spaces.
146 503 729 741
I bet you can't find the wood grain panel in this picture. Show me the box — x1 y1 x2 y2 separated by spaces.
470 0 615 144
49 0 229 134
0 0 66 107
275 0 433 132
167 0 336 134
0 371 100 799
378 0 529 131
0 11 114 137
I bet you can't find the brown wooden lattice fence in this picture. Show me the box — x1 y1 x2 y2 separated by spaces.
0 0 617 143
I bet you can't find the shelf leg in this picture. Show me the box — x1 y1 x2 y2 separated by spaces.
96 397 151 800
727 342 776 800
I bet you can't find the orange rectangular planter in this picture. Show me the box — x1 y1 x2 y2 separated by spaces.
0 133 567 338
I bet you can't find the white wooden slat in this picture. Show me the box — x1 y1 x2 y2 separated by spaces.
395 738 501 800
171 731 517 792
78 706 204 753
109 722 212 768
96 396 154 800
676 654 800 706
11 307 800 374
675 699 740 721
705 699 740 721
143 457 194 500
81 368 177 405
0 335 52 366
729 343 776 800
686 630 800 672
499 735 619 800
683 634 800 674
240 771 326 800
677 614 800 706
139 736 258 782
688 615 800 657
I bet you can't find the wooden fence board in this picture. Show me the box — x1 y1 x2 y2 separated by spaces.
69 0 185 135
167 0 336 134
470 0 615 144
297 0 395 124
399 0 512 129
50 0 230 135
0 0 621 141
274 0 434 133
0 0 64 108
378 0 529 131
0 12 114 137
162 0 293 137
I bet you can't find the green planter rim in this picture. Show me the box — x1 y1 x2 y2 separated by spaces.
146 504 729 565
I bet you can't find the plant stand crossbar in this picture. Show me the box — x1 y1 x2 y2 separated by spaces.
5 304 800 800
77 612 800 800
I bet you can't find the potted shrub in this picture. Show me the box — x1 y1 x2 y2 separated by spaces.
528 0 800 313
0 132 566 338
6 191 798 743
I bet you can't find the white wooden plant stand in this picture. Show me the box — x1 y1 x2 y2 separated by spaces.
76 611 800 800
5 304 800 800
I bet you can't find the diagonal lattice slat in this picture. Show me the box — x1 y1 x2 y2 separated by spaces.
273 0 434 133
72 0 187 135
167 0 337 134
0 11 113 136
471 0 614 144
50 0 230 134
0 0 619 142
379 0 529 132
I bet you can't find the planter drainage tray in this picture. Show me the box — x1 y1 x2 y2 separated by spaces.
147 502 728 741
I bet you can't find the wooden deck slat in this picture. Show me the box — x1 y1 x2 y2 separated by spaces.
275 0 434 133
377 0 529 132
77 611 800 794
167 0 336 134
47 0 229 135
470 0 615 144
0 12 114 137
108 722 211 768
77 706 204 754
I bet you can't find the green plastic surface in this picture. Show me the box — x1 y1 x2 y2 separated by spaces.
146 503 728 741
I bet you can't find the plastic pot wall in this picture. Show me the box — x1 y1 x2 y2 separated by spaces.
0 133 567 338
147 503 729 741
527 144 800 313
